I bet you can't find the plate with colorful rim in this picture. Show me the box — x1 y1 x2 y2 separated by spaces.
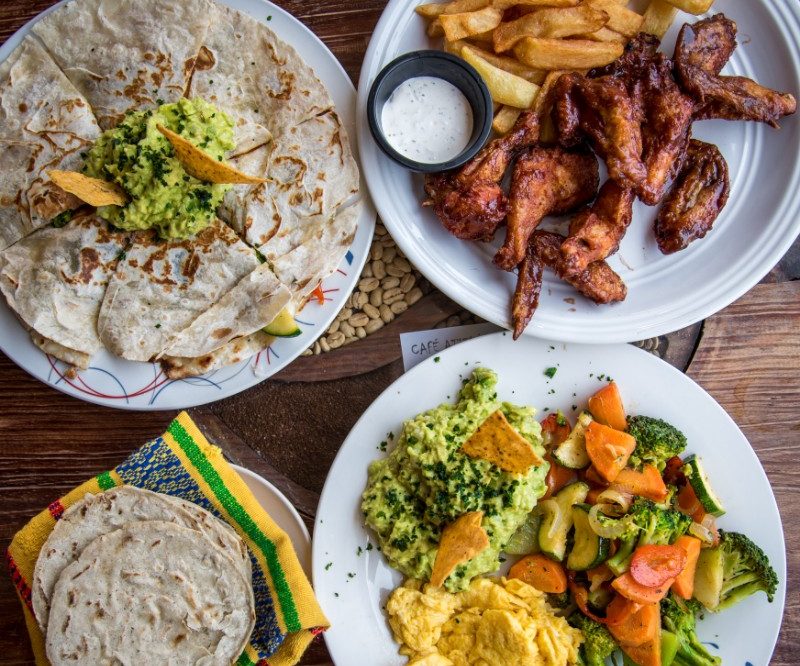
313 332 786 665
356 0 800 343
0 0 375 410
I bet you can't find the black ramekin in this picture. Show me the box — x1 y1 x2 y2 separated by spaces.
366 50 493 173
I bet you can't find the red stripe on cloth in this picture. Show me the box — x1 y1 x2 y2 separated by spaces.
48 499 65 521
6 550 33 612
309 626 326 636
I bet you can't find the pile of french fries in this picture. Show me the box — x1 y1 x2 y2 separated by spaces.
416 0 715 134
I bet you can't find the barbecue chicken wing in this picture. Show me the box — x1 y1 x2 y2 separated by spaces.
674 14 797 127
511 248 544 339
655 139 730 254
551 72 647 191
493 145 599 271
559 180 635 277
424 111 539 241
593 34 695 205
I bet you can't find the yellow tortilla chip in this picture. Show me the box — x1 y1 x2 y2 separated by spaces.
48 170 127 207
430 511 489 588
156 124 267 185
461 410 543 473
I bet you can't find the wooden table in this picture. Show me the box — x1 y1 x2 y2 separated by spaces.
1 2 798 664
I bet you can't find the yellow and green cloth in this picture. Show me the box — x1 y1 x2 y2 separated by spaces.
7 411 328 666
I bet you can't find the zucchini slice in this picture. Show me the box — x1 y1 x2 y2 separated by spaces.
683 454 725 517
567 503 610 571
504 511 542 555
538 482 589 561
553 412 593 469
693 546 724 610
263 306 302 338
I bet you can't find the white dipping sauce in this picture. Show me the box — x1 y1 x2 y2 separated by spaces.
381 76 473 164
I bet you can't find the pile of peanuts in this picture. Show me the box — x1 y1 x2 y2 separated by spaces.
303 222 431 355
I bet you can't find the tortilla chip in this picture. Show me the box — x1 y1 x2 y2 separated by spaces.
430 511 490 588
48 170 127 207
156 124 267 185
461 410 543 473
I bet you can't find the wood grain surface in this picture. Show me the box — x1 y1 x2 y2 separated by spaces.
0 2 798 666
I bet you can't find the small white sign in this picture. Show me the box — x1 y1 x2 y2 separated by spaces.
400 323 500 371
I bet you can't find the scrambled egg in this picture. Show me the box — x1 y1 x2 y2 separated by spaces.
387 577 583 666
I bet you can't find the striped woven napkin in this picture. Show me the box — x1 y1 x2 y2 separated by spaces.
7 411 328 666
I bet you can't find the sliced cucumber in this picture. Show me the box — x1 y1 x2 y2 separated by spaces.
693 546 724 611
538 482 589 561
567 503 610 571
504 511 542 555
263 306 302 338
683 454 725 517
553 411 593 469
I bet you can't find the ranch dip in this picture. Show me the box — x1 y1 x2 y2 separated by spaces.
381 76 473 164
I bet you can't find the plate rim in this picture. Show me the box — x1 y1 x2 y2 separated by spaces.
313 331 787 664
355 0 800 344
0 0 375 411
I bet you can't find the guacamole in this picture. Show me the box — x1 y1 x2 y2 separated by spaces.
83 97 235 239
362 368 548 592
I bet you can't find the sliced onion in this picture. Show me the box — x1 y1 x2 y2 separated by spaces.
589 504 634 539
689 520 715 545
595 488 632 517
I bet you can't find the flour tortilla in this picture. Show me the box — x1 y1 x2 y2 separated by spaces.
0 213 129 357
32 486 251 633
0 36 101 251
160 330 274 379
46 520 254 666
162 263 291 358
97 219 259 362
29 331 91 370
32 0 213 129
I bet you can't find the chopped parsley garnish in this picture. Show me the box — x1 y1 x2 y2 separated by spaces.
324 562 332 571
544 367 557 378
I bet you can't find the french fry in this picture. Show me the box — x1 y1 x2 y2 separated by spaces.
440 7 503 42
585 0 644 38
514 37 623 70
492 6 609 52
641 0 679 39
492 0 579 9
493 105 523 133
533 70 566 115
427 18 445 37
443 38 466 55
470 28 497 43
662 0 714 14
462 45 540 107
416 2 450 19
415 0 491 19
461 43 547 84
578 26 627 43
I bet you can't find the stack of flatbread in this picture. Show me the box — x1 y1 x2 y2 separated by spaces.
0 0 362 378
33 486 255 665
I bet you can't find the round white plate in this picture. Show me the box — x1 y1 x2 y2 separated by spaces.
357 0 800 343
313 332 786 665
0 0 375 410
233 464 311 576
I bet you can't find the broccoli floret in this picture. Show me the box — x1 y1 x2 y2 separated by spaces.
717 530 778 609
661 594 721 666
627 415 687 471
606 499 692 575
569 612 618 666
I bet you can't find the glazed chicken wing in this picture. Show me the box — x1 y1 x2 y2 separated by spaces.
511 247 544 339
493 145 599 271
655 139 730 254
559 180 635 277
552 72 646 191
424 111 539 241
673 13 738 77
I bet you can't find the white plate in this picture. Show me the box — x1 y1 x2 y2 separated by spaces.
0 0 375 410
313 332 786 665
232 464 311 577
357 0 800 343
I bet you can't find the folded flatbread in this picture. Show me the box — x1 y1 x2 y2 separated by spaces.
97 219 259 362
32 0 213 129
0 36 101 251
161 330 274 379
0 212 129 358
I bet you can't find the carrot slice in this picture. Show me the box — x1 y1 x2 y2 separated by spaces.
543 452 578 499
588 381 627 431
671 536 702 599
540 413 572 448
611 465 669 502
612 571 673 604
662 456 685 485
607 596 660 647
630 545 687 588
508 553 568 593
677 483 706 523
622 635 662 666
584 421 637 483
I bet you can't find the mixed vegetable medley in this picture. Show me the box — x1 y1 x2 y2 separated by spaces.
503 381 778 666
